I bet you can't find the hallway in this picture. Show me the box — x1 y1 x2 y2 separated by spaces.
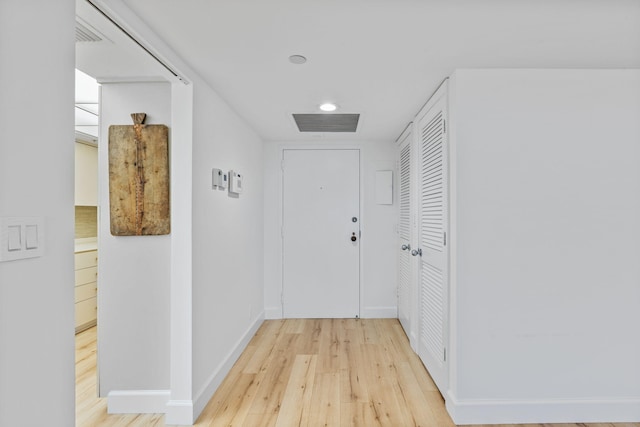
75 319 448 426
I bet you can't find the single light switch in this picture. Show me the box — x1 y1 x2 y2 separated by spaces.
25 225 38 249
8 226 21 251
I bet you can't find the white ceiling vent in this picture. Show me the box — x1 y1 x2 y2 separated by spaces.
75 20 103 42
292 114 360 133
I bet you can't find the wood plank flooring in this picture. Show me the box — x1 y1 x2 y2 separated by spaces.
196 319 450 426
76 319 640 427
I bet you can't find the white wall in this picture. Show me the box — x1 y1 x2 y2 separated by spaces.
0 1 76 426
447 69 640 424
263 140 397 319
98 82 172 395
191 81 265 417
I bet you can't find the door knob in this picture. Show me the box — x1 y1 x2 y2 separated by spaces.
351 232 357 242
411 248 422 257
401 244 410 251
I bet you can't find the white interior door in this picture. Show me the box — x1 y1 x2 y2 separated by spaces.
397 129 413 335
282 149 360 318
415 89 449 393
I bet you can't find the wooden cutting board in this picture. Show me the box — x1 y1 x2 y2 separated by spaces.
108 113 170 236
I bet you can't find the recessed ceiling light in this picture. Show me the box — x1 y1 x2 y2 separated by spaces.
319 103 337 112
288 55 307 64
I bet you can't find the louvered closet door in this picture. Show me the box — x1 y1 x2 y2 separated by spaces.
397 128 413 336
416 91 448 393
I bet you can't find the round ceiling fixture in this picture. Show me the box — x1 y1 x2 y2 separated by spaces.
319 103 337 112
288 55 307 64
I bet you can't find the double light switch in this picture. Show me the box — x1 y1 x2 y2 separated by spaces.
0 217 44 262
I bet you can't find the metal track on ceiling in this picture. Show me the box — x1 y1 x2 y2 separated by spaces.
84 0 189 85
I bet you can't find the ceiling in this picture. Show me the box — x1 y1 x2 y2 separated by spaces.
80 0 640 143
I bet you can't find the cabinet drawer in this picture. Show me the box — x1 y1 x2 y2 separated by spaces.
75 266 97 286
75 250 98 269
75 296 97 327
75 282 97 303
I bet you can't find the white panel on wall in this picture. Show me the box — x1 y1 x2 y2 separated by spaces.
375 170 393 205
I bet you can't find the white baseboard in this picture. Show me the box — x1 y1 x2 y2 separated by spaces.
264 306 282 319
267 306 397 319
165 399 195 426
409 331 418 353
446 391 640 425
361 306 397 318
192 312 265 420
107 390 170 414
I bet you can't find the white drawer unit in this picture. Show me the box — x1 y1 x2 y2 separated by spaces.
75 249 98 333
75 297 97 329
75 250 98 269
75 282 97 303
75 266 97 286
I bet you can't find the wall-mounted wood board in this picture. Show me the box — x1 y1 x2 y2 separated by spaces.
108 122 170 236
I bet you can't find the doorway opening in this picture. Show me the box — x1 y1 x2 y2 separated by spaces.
74 0 190 422
74 69 99 337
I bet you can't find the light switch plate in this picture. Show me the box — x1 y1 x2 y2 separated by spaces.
0 217 44 262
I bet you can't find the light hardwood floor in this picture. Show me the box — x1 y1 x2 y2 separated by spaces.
76 319 640 427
